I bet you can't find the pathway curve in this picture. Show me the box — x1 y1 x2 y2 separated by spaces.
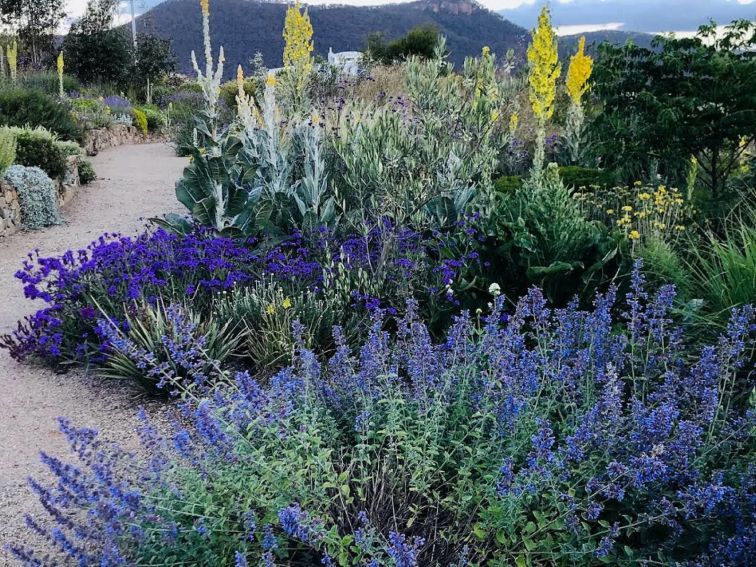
0 143 187 559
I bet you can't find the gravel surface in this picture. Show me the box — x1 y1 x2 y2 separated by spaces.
0 143 186 561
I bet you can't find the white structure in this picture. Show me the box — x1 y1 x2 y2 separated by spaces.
327 47 362 76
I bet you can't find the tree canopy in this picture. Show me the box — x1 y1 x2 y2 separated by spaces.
589 19 756 196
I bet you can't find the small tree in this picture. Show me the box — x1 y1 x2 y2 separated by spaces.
0 0 65 65
366 25 440 64
590 19 756 197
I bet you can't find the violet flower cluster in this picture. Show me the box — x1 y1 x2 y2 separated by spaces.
8 267 754 565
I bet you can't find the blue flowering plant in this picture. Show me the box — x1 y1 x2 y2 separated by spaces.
9 267 754 565
0 228 319 365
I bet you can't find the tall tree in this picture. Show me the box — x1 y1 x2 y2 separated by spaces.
0 0 65 65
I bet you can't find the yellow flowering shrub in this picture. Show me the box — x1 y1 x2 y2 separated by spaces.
282 1 314 109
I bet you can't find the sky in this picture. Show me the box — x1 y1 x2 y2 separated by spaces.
62 0 756 34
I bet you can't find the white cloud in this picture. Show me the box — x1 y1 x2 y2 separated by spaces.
555 22 624 35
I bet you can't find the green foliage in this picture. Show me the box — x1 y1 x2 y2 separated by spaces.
213 281 348 369
4 164 63 229
130 107 148 136
332 39 499 232
0 127 16 175
494 168 616 195
366 25 441 63
490 164 620 302
493 175 522 194
684 209 756 327
137 106 166 131
19 71 81 96
71 97 113 130
78 159 95 185
589 19 756 196
558 166 616 190
3 126 68 179
0 87 81 141
99 302 242 394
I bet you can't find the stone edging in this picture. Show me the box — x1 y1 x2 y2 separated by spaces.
83 124 166 157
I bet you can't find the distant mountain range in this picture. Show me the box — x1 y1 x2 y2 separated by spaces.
500 0 755 34
133 0 530 78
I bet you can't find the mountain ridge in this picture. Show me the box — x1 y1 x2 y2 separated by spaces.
133 0 530 78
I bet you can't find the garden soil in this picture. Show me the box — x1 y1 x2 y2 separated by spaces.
0 143 186 560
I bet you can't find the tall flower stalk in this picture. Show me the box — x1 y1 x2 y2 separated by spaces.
191 0 225 144
6 40 17 83
527 7 560 174
565 36 593 164
57 51 65 98
281 1 314 113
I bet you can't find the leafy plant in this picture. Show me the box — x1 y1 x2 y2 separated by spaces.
78 159 95 184
131 107 148 135
3 165 63 230
214 280 345 368
97 302 242 394
0 87 81 141
2 126 69 179
0 128 16 175
491 163 620 302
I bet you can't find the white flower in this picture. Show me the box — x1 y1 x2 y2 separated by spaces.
488 282 501 297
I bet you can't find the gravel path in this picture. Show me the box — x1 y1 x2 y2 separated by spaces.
0 143 186 561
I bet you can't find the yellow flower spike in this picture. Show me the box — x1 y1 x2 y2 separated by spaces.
629 230 641 241
606 208 615 215
282 297 293 309
482 45 491 57
199 0 209 16
566 36 593 105
490 109 500 123
527 7 560 122
622 205 633 212
266 73 277 88
508 112 519 135
639 192 651 200
56 51 65 97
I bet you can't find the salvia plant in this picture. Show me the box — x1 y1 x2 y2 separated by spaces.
6 264 754 565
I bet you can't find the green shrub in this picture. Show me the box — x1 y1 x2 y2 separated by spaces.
2 126 69 180
56 140 82 157
493 175 522 194
558 166 616 189
137 106 166 131
493 167 616 195
78 160 95 185
0 88 81 141
4 165 63 229
0 128 16 175
19 71 81 96
218 77 260 110
71 97 113 130
130 107 148 135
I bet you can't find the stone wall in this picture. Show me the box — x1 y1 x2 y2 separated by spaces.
0 179 23 237
83 124 165 156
